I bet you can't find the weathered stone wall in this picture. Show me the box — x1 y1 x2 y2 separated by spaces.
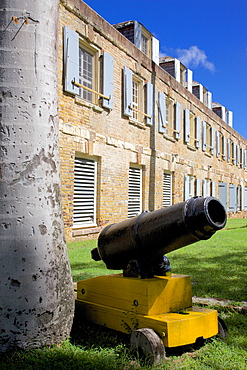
58 0 247 240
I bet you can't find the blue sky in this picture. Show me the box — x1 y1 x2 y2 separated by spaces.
85 0 247 140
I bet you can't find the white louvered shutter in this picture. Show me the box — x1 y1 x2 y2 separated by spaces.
163 173 172 207
128 167 142 218
73 158 96 226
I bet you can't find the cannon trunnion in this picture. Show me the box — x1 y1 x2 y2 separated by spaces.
76 197 227 364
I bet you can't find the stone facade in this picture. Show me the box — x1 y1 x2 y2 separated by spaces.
58 0 247 241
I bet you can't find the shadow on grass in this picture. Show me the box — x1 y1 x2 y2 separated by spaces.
170 250 247 302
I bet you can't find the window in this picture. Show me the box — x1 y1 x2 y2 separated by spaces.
163 172 172 207
63 26 114 109
158 92 180 139
79 46 94 102
202 121 214 154
123 67 153 125
73 157 97 227
184 109 200 148
216 131 226 160
128 167 142 218
141 33 148 55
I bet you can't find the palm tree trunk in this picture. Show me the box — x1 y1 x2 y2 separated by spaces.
0 0 74 351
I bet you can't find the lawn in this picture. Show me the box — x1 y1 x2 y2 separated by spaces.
1 218 247 369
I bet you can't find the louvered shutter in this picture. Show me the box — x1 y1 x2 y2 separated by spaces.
218 182 227 210
158 92 166 133
202 121 207 151
123 67 132 117
244 187 247 210
186 69 193 93
227 139 231 162
146 81 153 126
244 149 246 169
232 142 236 165
175 102 181 139
128 167 142 218
222 135 226 160
73 158 96 226
211 181 216 197
163 173 172 207
151 36 159 64
195 116 200 148
64 26 79 95
184 108 190 143
195 178 201 196
134 21 142 49
210 127 215 155
206 91 212 109
174 59 180 82
102 51 114 109
184 176 190 200
229 184 237 212
216 131 220 157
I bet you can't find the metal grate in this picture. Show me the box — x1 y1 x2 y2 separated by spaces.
128 167 142 218
73 158 96 226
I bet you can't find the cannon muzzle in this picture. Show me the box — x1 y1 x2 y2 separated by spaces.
91 196 226 277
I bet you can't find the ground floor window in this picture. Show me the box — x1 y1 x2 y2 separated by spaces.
73 157 97 227
128 166 142 218
163 172 172 207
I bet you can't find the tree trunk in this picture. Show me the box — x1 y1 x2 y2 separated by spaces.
0 0 74 351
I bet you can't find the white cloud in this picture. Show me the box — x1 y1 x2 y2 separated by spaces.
176 45 216 72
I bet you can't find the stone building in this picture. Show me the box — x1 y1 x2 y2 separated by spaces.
58 0 247 241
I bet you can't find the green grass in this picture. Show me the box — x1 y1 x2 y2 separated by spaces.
1 218 247 369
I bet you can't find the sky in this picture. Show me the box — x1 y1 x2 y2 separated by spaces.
85 0 247 140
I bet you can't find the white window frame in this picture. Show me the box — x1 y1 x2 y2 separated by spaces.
79 42 99 104
73 157 97 228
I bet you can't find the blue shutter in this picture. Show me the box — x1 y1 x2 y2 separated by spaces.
134 21 142 49
227 139 231 162
216 131 220 157
211 181 216 197
244 187 247 210
222 135 226 160
63 26 79 95
202 121 207 151
184 108 190 143
195 116 200 148
146 81 153 126
196 178 201 196
184 176 190 200
218 182 227 210
158 92 166 133
102 52 114 109
244 149 247 169
123 67 132 117
175 102 181 139
210 127 215 155
229 184 237 212
232 142 236 164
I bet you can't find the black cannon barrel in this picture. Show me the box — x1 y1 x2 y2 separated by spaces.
91 196 226 270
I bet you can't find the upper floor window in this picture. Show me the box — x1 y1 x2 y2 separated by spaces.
63 26 114 109
123 67 153 125
141 33 148 55
184 109 200 148
79 46 95 102
202 121 214 155
158 92 180 139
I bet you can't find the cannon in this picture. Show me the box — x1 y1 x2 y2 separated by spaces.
91 196 226 277
76 197 227 364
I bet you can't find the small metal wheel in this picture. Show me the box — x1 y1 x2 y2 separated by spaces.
130 328 166 365
218 317 228 340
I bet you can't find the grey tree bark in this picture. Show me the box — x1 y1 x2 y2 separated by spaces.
0 0 74 351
